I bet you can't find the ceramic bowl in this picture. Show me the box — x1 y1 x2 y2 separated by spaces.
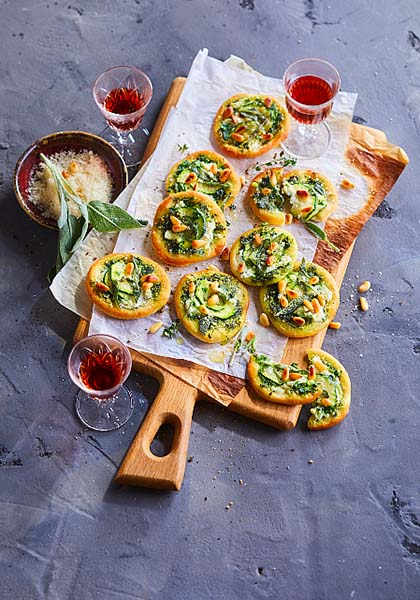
14 130 128 230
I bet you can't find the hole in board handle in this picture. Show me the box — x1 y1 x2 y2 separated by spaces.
150 423 175 457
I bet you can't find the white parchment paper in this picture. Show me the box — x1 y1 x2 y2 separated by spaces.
51 49 359 379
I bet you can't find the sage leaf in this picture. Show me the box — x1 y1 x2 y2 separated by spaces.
87 201 147 233
304 221 340 253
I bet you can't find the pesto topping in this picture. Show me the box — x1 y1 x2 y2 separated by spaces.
167 154 235 209
234 225 296 285
180 272 245 340
261 260 333 328
250 171 286 214
282 173 329 221
94 256 161 310
253 354 319 398
309 357 343 422
157 196 226 257
218 96 284 153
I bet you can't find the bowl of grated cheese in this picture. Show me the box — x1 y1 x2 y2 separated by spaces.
14 131 128 229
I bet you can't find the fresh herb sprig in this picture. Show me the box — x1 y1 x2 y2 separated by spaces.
177 143 189 153
229 329 257 367
41 154 148 281
304 221 340 253
250 151 297 174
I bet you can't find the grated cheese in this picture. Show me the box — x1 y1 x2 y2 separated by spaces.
29 149 114 220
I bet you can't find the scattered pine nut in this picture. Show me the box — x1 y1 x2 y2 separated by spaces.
266 255 275 266
264 97 273 107
62 170 70 179
192 239 206 249
208 294 220 307
312 358 327 372
286 288 300 299
149 321 163 334
259 312 270 328
268 242 278 253
329 321 341 329
309 276 319 285
262 132 273 140
188 282 196 294
142 281 154 290
231 132 244 143
200 306 210 315
280 295 289 308
359 297 369 311
209 281 219 292
282 366 290 381
223 106 234 119
125 262 134 276
261 187 271 195
254 233 263 246
303 298 314 312
146 274 159 283
358 280 371 293
301 206 312 214
308 365 316 380
219 168 231 183
96 282 110 293
240 175 245 187
321 397 334 407
312 298 321 313
317 294 326 306
238 262 245 274
341 178 355 190
209 163 218 174
185 172 198 184
296 189 309 198
69 161 78 174
278 279 286 293
285 213 293 225
245 331 255 343
270 172 277 187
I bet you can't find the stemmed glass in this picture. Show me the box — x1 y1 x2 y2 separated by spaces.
93 66 153 168
68 334 134 432
282 58 341 160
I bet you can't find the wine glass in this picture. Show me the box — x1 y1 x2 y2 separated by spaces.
93 66 153 168
68 334 134 432
282 58 341 160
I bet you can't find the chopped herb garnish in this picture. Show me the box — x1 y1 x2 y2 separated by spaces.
162 319 180 339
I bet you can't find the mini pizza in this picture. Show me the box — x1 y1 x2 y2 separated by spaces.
307 349 351 430
151 191 227 266
247 168 288 225
281 169 338 222
174 269 249 344
230 224 297 286
213 94 290 158
259 259 340 337
166 150 241 210
86 253 170 320
247 353 321 405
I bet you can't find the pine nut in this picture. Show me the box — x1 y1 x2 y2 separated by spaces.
240 176 245 186
317 294 326 306
209 281 219 292
280 295 289 308
223 106 234 118
285 214 293 225
312 358 327 372
231 132 244 142
96 282 110 293
142 281 154 290
172 223 188 232
292 316 305 325
270 172 277 187
312 298 321 313
308 365 316 380
358 280 371 293
200 306 210 315
301 206 312 214
287 288 300 299
262 133 273 140
296 189 309 198
238 262 245 274
208 294 220 307
125 262 134 276
188 282 195 294
289 372 302 381
220 247 230 261
309 276 319 285
69 161 78 174
329 321 341 329
262 187 271 195
359 297 369 311
266 255 275 266
264 97 273 107
281 366 290 381
254 233 263 246
245 331 255 343
219 168 231 183
278 279 286 293
303 298 314 312
149 321 163 334
341 178 355 189
268 242 278 253
259 313 270 328
209 163 218 174
185 172 198 184
62 170 70 179
147 274 159 283
192 239 206 249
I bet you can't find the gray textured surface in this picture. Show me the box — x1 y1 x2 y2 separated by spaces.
1 1 419 598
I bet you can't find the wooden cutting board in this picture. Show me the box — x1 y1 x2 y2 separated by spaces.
74 77 408 490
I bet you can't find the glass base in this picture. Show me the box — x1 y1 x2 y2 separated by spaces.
75 386 134 431
100 126 149 168
282 121 331 160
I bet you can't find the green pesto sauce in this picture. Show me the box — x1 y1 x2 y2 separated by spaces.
282 174 328 221
254 354 319 397
252 174 285 213
167 154 233 209
309 360 343 422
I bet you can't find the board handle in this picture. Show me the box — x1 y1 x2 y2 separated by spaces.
114 369 198 491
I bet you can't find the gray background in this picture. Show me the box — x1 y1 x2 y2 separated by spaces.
1 1 419 598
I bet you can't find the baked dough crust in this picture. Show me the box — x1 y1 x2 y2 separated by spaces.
86 253 171 320
247 354 321 405
166 150 241 209
230 225 297 286
306 349 351 430
213 94 290 158
259 260 339 338
174 268 249 344
152 191 227 266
